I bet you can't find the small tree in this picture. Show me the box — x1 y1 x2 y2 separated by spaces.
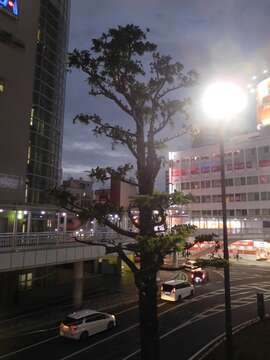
57 24 201 360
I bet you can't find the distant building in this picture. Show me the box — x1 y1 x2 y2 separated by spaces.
63 178 93 208
110 177 138 209
168 128 270 231
94 188 111 203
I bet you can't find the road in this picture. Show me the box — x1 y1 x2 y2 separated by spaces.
0 265 270 360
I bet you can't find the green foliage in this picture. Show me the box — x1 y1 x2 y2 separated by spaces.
129 191 193 209
136 223 196 260
194 233 219 243
195 257 228 268
86 164 134 183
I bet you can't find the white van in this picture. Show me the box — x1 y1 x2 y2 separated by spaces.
60 309 116 340
160 280 194 302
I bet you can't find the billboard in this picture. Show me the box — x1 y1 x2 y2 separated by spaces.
256 77 270 129
0 0 19 17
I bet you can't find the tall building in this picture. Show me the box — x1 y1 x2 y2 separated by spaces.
0 0 70 206
168 129 270 231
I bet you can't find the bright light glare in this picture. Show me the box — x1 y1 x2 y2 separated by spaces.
202 82 247 121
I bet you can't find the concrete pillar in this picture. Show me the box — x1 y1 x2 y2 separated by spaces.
57 212 61 231
73 261 84 310
63 213 67 233
13 210 18 235
27 212 32 233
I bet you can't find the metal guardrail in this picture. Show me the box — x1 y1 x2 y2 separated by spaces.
0 231 129 252
0 227 270 253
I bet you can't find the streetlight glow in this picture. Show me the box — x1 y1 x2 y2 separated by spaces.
202 81 247 121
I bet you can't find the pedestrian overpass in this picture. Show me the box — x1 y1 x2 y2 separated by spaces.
0 228 269 272
0 230 129 272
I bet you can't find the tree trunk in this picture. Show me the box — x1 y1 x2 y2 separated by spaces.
137 268 160 360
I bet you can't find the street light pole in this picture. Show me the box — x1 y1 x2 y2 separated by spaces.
219 129 233 360
202 81 247 360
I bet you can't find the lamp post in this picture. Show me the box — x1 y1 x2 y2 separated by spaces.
202 81 247 360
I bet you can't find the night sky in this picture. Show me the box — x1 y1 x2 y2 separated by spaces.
62 0 270 189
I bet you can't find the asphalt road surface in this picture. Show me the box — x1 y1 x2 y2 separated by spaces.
1 264 270 360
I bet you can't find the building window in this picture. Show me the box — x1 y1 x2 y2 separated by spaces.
202 195 211 203
202 210 211 216
191 211 200 217
249 209 260 216
261 192 270 201
235 177 246 186
191 181 200 189
247 192 260 201
235 193 246 202
227 210 235 216
245 148 257 168
260 175 270 184
18 272 33 290
212 179 221 188
225 178 234 186
181 182 190 190
213 195 221 202
193 196 200 203
247 176 258 185
226 193 234 202
213 210 222 216
201 180 211 189
236 209 248 216
262 209 270 216
0 79 5 93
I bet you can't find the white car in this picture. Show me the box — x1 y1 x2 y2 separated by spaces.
60 309 116 340
160 280 194 302
183 260 201 272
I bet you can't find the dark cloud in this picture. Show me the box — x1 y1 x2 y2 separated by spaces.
63 0 270 189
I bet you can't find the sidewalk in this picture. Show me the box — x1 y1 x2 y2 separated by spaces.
205 317 270 360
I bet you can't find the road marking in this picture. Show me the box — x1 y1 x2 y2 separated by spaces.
121 349 140 360
0 335 59 360
0 282 265 359
59 324 138 360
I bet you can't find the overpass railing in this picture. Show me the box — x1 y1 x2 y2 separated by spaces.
194 228 270 240
0 231 129 252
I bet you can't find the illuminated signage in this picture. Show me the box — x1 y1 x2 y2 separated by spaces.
256 77 270 129
0 0 19 17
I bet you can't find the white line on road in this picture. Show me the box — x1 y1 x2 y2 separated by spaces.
59 324 139 360
0 336 59 360
0 283 263 360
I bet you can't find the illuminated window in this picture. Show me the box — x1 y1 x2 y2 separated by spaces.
0 79 5 93
30 108 34 126
18 272 32 290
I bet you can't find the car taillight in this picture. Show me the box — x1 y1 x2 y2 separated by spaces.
161 286 163 291
191 274 194 279
71 325 77 333
171 288 176 294
202 273 205 279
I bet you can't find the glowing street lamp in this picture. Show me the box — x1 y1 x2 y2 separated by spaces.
202 81 247 360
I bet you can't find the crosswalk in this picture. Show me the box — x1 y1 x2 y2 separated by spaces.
188 282 270 324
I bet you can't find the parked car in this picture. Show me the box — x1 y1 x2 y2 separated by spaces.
183 260 201 272
160 280 194 302
60 309 116 340
190 269 209 284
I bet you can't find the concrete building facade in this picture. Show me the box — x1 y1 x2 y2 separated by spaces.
168 129 270 232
